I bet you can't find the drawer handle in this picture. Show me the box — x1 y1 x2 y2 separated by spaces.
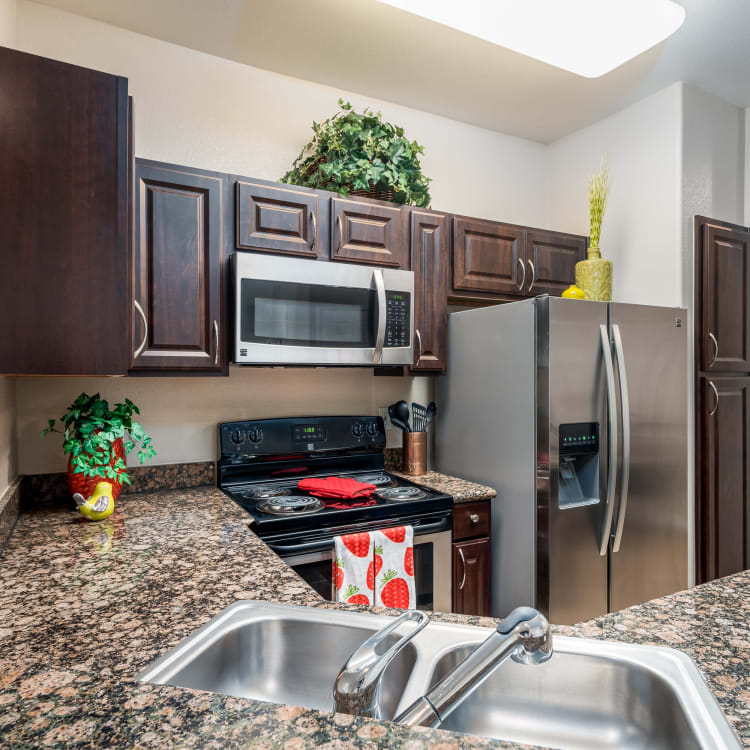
336 215 343 252
133 299 148 358
469 513 480 524
213 320 220 366
458 547 467 590
517 257 526 290
310 211 317 252
708 380 719 417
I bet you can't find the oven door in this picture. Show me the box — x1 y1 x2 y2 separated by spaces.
233 253 413 366
265 517 452 613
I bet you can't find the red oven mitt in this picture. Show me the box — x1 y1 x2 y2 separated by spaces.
297 476 377 499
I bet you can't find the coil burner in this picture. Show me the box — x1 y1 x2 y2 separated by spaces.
239 485 291 500
256 495 325 516
375 486 427 502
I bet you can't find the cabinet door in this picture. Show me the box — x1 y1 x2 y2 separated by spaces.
132 161 225 372
236 181 320 258
453 217 525 295
701 224 750 372
410 210 449 372
699 377 750 583
452 537 491 616
0 47 129 375
331 198 405 267
525 229 587 297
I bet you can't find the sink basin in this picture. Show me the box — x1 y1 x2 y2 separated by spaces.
138 602 416 719
140 603 741 749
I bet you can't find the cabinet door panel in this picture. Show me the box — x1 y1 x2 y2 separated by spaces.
236 181 319 257
331 198 404 266
526 229 587 296
410 210 449 372
701 224 750 371
452 537 491 616
453 217 524 295
699 377 750 582
132 162 224 372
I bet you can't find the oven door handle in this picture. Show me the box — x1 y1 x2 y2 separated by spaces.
265 517 450 556
373 268 386 364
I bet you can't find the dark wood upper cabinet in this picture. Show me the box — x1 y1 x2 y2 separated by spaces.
131 160 226 373
0 46 129 375
453 217 525 295
700 223 750 372
698 376 750 583
410 210 449 372
525 229 587 297
452 537 491 616
331 198 405 267
236 181 320 258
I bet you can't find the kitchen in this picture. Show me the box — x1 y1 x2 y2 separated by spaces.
1 0 749 747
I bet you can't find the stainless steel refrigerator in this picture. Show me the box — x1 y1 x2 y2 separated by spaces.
436 296 688 625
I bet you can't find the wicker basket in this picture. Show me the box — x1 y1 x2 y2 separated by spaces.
67 437 126 501
304 156 395 203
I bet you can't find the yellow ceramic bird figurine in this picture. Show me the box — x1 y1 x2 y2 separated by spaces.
73 481 115 521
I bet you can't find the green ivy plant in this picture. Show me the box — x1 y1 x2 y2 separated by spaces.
42 392 156 484
280 100 431 208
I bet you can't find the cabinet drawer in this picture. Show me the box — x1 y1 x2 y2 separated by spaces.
453 501 491 540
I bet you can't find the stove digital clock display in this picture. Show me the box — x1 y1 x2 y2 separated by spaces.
292 424 326 442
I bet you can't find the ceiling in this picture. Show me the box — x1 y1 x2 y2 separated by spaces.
29 0 750 143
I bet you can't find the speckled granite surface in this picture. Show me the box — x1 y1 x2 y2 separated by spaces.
0 478 21 555
1 485 748 749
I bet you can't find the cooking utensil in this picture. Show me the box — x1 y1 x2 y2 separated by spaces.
412 402 427 433
388 402 411 432
391 400 412 432
425 401 436 430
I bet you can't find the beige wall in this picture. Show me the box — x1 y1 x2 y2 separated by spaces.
0 378 18 495
0 0 16 46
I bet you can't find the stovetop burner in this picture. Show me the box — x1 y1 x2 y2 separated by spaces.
376 486 428 501
346 472 397 488
256 495 325 516
239 485 292 500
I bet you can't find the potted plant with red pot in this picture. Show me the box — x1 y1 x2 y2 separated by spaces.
42 392 156 516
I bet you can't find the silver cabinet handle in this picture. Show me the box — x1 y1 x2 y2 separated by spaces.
372 269 386 364
133 299 148 358
527 259 535 292
415 328 423 364
708 380 719 417
336 215 343 253
458 547 467 590
517 257 526 291
611 324 630 554
469 513 480 524
213 320 219 366
599 324 618 556
708 332 718 368
309 211 317 252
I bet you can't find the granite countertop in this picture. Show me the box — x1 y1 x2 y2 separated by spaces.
392 469 497 503
1 486 748 749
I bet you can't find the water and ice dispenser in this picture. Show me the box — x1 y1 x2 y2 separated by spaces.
558 422 600 508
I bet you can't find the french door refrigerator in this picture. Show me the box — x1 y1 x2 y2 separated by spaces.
436 296 688 625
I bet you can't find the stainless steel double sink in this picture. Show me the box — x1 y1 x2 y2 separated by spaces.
138 602 741 749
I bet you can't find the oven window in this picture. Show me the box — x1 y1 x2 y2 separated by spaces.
241 279 376 348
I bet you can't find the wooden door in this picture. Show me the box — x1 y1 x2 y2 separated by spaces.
452 537 491 616
132 161 225 372
0 47 129 375
331 198 405 267
236 181 320 258
525 229 587 297
410 210 449 372
701 223 750 371
453 217 525 295
699 377 750 582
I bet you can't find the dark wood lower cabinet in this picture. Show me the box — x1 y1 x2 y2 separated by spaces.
698 376 750 582
131 160 227 373
452 537 491 616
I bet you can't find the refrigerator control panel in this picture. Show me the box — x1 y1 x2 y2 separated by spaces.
559 422 600 456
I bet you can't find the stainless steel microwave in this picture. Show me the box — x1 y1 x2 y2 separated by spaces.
233 253 414 366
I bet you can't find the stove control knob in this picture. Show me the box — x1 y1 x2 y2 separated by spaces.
352 423 363 437
230 430 244 445
366 422 378 436
248 428 263 444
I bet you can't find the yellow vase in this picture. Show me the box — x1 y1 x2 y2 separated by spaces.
575 247 613 301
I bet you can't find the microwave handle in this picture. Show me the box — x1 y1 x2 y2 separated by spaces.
373 269 386 364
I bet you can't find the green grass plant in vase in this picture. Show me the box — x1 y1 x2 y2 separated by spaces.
576 160 613 301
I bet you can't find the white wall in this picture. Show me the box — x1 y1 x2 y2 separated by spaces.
547 83 684 307
0 0 16 46
745 107 750 225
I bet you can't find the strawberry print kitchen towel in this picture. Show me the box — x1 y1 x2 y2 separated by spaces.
333 531 374 605
373 526 416 610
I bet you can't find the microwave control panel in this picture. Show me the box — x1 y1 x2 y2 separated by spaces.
385 291 411 348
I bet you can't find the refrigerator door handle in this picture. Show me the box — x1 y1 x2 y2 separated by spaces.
599 324 618 556
611 324 630 553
